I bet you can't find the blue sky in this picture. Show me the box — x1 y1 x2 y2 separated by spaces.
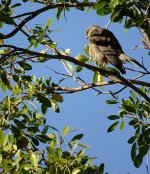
1 2 150 173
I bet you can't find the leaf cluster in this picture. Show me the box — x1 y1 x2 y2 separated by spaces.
107 89 150 168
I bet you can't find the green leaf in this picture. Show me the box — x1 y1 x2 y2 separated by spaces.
107 121 119 133
106 99 118 104
135 19 145 27
76 66 83 72
41 125 49 135
18 61 32 71
0 80 6 92
93 0 109 10
0 22 3 28
3 144 12 152
50 99 60 113
0 49 10 54
56 148 62 159
78 143 91 148
0 154 2 164
99 163 104 174
57 7 63 20
130 91 138 99
128 136 136 144
0 39 4 45
72 168 81 174
62 126 71 137
134 154 143 168
13 74 20 82
36 135 51 143
22 75 32 82
28 36 38 48
0 14 15 25
125 19 136 29
120 121 124 130
75 54 88 62
97 8 112 16
111 9 123 22
30 153 39 170
11 3 21 8
14 119 26 129
37 94 51 107
46 146 56 154
71 134 83 142
93 72 103 83
13 88 22 95
0 131 7 147
110 0 120 8
108 115 120 120
66 61 74 72
77 149 85 158
31 137 39 146
131 142 136 161
83 45 89 56
52 94 63 103
46 18 52 27
129 119 139 126
46 77 51 86
123 104 136 113
41 104 48 115
76 6 84 11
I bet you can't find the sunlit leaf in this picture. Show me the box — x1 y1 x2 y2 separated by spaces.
120 121 124 130
52 94 63 103
30 152 39 170
130 91 138 99
66 61 74 72
72 168 81 174
62 126 71 137
46 18 52 27
0 131 7 147
77 149 85 158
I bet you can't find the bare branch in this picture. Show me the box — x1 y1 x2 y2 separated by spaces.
0 2 94 39
0 44 150 102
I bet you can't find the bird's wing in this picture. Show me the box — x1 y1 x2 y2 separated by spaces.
89 28 124 66
89 29 124 68
89 30 126 74
89 28 124 54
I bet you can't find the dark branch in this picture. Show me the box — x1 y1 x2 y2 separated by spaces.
0 2 94 39
0 44 150 103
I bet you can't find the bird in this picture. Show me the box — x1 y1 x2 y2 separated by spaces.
85 25 147 74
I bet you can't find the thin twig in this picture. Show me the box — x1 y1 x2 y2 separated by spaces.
1 44 150 102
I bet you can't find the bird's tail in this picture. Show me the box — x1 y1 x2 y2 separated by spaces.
119 53 148 72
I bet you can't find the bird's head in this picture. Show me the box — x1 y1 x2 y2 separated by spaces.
85 25 103 39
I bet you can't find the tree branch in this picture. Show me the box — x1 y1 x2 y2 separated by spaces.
0 2 94 39
0 44 150 102
46 79 150 93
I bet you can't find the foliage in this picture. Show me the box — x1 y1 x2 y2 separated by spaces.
0 0 150 173
0 125 106 173
107 89 150 168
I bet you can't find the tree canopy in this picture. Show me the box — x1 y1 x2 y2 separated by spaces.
0 0 150 173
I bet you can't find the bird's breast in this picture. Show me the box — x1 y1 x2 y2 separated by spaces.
89 42 108 64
